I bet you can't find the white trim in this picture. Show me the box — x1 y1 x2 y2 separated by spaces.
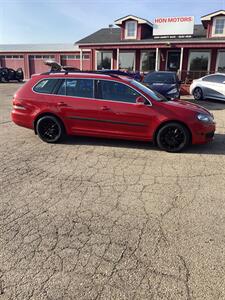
116 49 119 69
155 48 159 71
125 21 137 39
115 15 153 26
179 47 184 78
80 49 83 71
77 39 225 46
201 10 225 21
187 49 211 72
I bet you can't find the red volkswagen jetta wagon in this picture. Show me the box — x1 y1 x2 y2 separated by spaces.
11 71 215 152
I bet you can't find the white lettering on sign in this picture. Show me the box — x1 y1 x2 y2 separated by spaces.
153 16 194 36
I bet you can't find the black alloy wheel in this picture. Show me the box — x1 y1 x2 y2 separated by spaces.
193 87 203 100
36 116 65 143
156 122 190 152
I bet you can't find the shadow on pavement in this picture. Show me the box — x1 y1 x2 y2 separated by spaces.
62 133 225 155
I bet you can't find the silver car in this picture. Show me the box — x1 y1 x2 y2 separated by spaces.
190 73 225 101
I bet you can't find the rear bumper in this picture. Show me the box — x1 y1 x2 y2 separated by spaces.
191 122 216 144
11 110 33 130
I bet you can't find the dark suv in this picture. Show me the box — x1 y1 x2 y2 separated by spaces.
143 71 181 99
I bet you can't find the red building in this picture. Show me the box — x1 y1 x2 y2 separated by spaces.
0 44 91 79
76 10 225 82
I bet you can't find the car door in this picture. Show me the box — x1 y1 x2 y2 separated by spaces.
54 78 103 134
94 79 154 139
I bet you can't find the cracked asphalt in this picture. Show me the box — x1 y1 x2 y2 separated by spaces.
1 83 225 300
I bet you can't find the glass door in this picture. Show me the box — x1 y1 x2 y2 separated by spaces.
167 51 180 71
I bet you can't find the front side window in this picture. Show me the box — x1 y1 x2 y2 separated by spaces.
99 80 140 103
97 51 112 70
214 18 225 35
119 52 135 71
33 79 60 94
57 79 94 98
131 80 167 102
141 51 156 72
125 21 137 38
217 52 225 72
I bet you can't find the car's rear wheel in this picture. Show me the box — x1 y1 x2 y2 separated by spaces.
36 115 65 143
193 87 203 100
156 122 190 152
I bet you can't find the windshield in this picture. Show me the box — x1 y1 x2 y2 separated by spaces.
144 73 175 84
131 80 168 102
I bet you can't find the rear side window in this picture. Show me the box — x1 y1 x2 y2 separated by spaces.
202 75 225 83
98 80 140 103
57 79 94 98
33 79 60 94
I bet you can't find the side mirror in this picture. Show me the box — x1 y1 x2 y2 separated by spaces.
136 96 145 105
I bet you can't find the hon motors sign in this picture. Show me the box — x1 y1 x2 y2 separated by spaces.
153 16 194 37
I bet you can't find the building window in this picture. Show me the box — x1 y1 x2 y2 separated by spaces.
61 54 89 60
97 51 112 70
119 52 135 71
0 55 23 59
141 51 156 72
30 55 54 59
125 21 137 39
216 51 225 72
214 18 225 35
188 51 210 79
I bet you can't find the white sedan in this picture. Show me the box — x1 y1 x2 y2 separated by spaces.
190 73 225 101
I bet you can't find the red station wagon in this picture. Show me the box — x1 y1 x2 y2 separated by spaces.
11 71 216 152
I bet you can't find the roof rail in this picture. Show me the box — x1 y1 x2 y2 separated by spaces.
41 69 134 78
43 61 135 78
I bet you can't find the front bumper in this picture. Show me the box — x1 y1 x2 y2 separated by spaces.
191 122 216 144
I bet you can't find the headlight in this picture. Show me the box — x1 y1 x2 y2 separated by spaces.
167 88 178 94
197 113 214 123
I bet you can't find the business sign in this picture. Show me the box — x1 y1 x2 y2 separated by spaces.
153 16 194 37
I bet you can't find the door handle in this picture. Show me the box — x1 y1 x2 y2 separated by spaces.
57 102 68 107
101 106 110 111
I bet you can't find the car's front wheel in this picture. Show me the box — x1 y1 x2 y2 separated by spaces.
36 115 65 143
193 87 203 100
156 122 190 152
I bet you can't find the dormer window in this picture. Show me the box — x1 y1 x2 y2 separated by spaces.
212 17 225 36
214 18 225 34
125 21 137 39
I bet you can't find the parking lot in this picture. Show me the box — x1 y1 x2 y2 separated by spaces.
1 83 225 300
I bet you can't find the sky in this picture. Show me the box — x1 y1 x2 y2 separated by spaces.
0 0 225 44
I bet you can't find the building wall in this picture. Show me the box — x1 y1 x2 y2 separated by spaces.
0 51 91 79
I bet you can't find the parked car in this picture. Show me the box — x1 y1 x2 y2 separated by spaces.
11 71 215 152
190 73 225 101
0 67 24 82
143 71 181 99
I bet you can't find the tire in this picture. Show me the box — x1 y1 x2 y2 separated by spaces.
193 87 203 100
36 115 65 143
156 122 190 152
